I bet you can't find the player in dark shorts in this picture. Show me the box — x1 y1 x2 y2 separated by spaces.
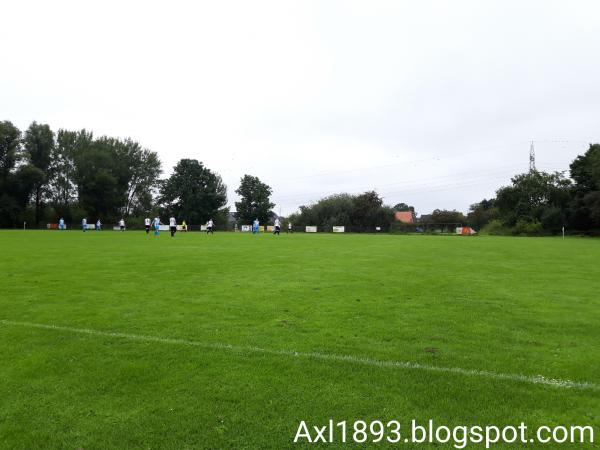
169 217 177 237
273 218 281 235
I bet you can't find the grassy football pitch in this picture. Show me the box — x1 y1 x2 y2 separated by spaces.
0 230 599 449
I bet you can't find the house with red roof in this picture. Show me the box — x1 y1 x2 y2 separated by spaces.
395 211 415 224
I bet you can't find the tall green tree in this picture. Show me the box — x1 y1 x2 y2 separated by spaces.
0 121 23 227
290 191 393 231
23 122 55 224
159 159 227 224
72 137 128 219
0 121 21 180
466 199 498 230
50 129 79 213
351 191 394 231
569 144 600 230
0 120 48 227
296 194 355 229
13 165 46 209
0 120 163 226
570 144 600 193
117 139 162 215
69 135 161 220
53 129 94 221
235 175 275 224
495 171 571 230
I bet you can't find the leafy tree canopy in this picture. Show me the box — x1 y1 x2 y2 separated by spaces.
235 175 274 224
495 171 571 227
393 202 415 212
0 121 21 178
291 191 393 232
160 159 227 224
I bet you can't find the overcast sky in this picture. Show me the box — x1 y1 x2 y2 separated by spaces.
2 1 599 216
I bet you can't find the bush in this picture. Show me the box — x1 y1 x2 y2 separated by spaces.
390 222 416 233
480 219 510 236
512 219 544 236
41 206 57 226
19 207 36 229
540 207 564 232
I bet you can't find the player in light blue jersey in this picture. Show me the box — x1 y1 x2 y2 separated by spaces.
153 217 161 236
252 218 259 234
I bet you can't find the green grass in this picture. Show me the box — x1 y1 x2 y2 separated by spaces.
0 230 599 449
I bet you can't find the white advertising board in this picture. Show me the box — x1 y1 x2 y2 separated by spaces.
332 226 345 233
305 226 317 233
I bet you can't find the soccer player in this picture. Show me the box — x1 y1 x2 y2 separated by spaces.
273 218 281 235
252 218 259 234
82 217 87 232
96 219 102 231
287 222 293 233
169 216 177 237
144 217 151 234
58 218 65 230
182 220 187 232
206 218 214 235
119 218 125 231
153 216 161 236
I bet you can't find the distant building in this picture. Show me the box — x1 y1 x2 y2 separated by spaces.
395 211 415 224
418 214 432 224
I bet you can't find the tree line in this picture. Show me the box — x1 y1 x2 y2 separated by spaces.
467 145 600 235
2 119 599 234
286 191 395 232
279 145 600 235
0 120 276 228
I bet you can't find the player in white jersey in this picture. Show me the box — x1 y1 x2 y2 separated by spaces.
287 222 292 233
96 219 102 231
81 218 87 232
169 217 177 237
119 218 125 231
144 217 151 234
206 219 214 234
273 218 281 235
58 218 65 230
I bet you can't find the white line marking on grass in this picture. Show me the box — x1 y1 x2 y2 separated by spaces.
1 319 598 392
